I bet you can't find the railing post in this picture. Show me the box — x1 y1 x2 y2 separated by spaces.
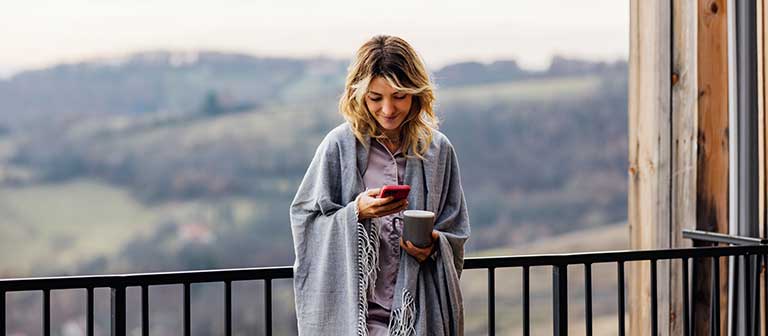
87 287 94 336
1 290 5 335
553 264 568 336
618 262 625 336
265 278 272 336
523 266 530 336
682 258 690 336
141 285 148 336
763 255 768 336
111 286 126 336
183 283 191 336
225 281 232 336
488 267 495 336
43 289 50 336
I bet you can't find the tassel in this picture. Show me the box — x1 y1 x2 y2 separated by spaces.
356 221 380 336
388 289 416 336
367 221 380 297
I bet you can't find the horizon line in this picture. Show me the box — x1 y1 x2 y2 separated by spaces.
0 48 629 80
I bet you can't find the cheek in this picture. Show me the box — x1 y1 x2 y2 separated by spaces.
365 100 380 113
397 98 413 113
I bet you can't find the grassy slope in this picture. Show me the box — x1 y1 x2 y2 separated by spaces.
0 179 159 275
0 178 270 276
438 75 601 106
0 74 608 276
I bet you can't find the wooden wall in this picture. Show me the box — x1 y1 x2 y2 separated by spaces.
671 0 698 334
630 0 768 334
694 0 730 334
628 1 671 334
630 0 730 334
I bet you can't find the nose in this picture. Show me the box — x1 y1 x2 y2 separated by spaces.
382 100 396 116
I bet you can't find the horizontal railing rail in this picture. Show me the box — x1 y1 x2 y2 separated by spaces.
682 228 768 246
2 245 767 336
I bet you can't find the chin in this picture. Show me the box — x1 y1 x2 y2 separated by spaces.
378 120 401 131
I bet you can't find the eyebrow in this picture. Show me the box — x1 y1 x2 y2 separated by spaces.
367 91 405 96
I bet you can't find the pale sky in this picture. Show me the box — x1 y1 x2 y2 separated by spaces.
0 0 628 77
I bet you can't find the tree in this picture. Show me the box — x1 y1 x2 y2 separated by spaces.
201 90 222 116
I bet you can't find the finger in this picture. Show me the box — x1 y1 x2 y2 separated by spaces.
375 197 396 206
408 241 431 254
378 198 407 211
406 240 416 250
366 188 381 196
431 230 440 240
378 205 408 217
403 239 419 252
370 201 402 216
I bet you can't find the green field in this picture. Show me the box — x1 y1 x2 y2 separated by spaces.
0 179 160 275
0 179 272 276
439 75 601 106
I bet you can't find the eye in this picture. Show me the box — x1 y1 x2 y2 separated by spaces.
368 96 382 102
394 94 407 100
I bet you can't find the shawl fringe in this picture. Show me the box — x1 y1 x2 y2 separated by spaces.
388 289 416 336
356 221 379 336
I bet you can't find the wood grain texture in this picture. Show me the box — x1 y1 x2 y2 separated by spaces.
629 1 671 335
756 0 768 335
695 0 729 334
671 1 698 335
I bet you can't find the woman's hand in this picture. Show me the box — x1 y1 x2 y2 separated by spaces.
400 230 440 263
356 188 408 220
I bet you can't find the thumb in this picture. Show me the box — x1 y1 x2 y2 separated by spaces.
367 188 381 197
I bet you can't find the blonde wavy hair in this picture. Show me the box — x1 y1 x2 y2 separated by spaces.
339 35 438 159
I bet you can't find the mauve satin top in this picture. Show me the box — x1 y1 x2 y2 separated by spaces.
364 138 406 325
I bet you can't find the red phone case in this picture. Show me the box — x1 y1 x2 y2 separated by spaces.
379 185 411 201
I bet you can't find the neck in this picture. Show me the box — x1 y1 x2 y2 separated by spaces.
383 129 401 141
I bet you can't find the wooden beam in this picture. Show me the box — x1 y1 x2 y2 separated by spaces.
694 0 730 335
671 1 698 335
629 1 671 335
758 0 767 330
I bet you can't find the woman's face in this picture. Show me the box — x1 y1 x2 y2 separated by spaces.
365 76 413 134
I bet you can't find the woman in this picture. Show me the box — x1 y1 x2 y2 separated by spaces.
290 35 470 336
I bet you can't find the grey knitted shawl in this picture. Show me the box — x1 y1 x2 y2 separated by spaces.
290 123 470 336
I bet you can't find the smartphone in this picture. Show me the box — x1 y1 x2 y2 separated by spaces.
378 185 411 201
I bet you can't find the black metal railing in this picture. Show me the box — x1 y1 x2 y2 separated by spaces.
683 228 768 335
0 266 292 336
2 244 767 336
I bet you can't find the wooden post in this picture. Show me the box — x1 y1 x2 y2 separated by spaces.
629 1 671 335
758 0 767 331
759 0 766 242
694 0 730 335
671 1 698 335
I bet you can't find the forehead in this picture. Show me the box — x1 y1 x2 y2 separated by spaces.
368 76 398 95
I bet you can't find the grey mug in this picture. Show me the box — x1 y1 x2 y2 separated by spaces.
402 210 435 248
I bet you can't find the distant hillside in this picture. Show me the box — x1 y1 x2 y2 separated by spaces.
0 51 628 276
432 56 625 87
0 51 626 128
0 50 631 336
0 51 346 127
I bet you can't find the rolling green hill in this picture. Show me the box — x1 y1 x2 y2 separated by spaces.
0 179 158 275
0 52 628 335
1 59 627 275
